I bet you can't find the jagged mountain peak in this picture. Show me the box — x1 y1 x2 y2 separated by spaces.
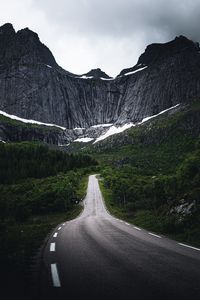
0 22 59 68
138 35 199 66
81 68 112 79
118 35 199 77
16 26 40 41
0 23 15 34
0 24 200 131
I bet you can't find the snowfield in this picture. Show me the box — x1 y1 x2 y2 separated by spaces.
119 66 148 77
91 124 113 128
93 104 180 143
94 123 134 143
0 104 180 145
0 110 66 130
74 137 94 143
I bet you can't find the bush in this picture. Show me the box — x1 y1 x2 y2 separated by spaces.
0 170 85 221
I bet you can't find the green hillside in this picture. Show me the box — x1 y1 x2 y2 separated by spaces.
87 101 200 246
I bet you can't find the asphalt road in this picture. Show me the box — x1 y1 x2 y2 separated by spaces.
39 175 200 300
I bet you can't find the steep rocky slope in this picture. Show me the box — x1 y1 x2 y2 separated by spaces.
0 23 200 130
0 112 112 145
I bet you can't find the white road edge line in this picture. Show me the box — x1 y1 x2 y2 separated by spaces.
51 264 61 287
148 232 161 238
178 243 200 251
134 226 141 231
53 232 58 238
125 222 130 226
50 242 56 252
58 227 62 230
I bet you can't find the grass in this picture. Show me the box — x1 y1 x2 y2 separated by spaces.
91 101 200 248
0 173 89 299
99 179 200 247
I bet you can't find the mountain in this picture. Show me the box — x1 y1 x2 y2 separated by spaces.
1 23 200 134
80 68 112 79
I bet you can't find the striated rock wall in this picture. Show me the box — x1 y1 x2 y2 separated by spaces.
0 24 200 129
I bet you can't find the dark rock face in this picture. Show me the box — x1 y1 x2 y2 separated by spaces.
80 68 112 79
0 23 58 69
0 122 70 145
0 117 111 145
90 103 200 153
0 24 200 129
138 35 199 66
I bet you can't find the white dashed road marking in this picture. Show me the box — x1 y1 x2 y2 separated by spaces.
53 232 58 238
134 226 141 231
51 264 61 287
125 222 130 226
178 243 200 251
58 227 62 230
148 232 161 238
50 242 56 252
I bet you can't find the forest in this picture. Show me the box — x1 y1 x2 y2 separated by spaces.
98 104 200 246
0 141 97 184
0 140 97 297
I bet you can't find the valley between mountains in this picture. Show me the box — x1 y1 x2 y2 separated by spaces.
0 23 200 300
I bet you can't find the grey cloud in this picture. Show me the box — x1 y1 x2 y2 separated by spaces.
33 0 200 42
2 0 200 76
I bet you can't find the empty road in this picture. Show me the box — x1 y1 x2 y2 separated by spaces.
39 175 200 300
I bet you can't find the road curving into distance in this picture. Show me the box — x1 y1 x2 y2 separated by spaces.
39 175 200 300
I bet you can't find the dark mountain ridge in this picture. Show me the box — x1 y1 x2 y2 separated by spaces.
0 23 200 129
80 68 112 79
0 23 58 69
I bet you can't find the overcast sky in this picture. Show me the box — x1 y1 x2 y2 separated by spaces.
1 0 200 76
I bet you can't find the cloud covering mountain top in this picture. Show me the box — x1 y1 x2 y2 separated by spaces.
1 0 200 76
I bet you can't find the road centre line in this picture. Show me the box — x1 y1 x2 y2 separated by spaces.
148 232 161 238
51 264 61 287
50 242 56 252
178 243 200 251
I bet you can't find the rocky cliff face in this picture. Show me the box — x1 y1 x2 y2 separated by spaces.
0 23 200 129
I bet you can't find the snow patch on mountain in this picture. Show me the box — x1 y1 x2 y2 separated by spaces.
74 137 94 143
91 124 113 128
93 104 180 143
74 75 94 79
140 103 180 123
121 66 148 77
94 123 134 143
0 110 66 130
100 77 114 81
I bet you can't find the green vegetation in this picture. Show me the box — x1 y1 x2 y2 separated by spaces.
96 102 200 247
0 141 97 184
1 100 200 297
0 171 88 222
0 208 82 299
0 141 97 297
